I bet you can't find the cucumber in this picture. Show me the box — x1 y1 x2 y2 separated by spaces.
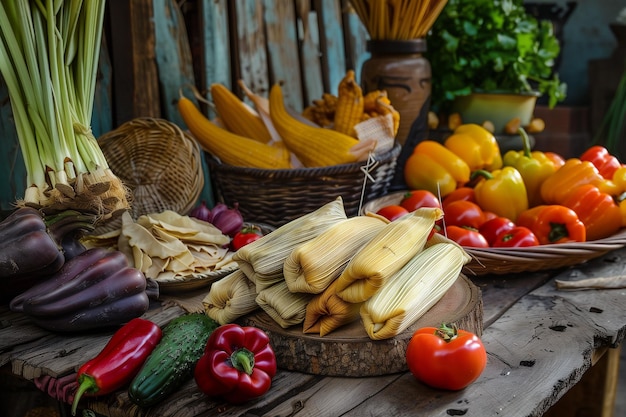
128 313 219 407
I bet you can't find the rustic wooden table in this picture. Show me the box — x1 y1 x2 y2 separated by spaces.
1 246 625 417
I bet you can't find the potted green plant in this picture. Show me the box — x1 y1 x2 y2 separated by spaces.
427 0 567 133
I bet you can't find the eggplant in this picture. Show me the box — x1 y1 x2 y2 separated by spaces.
0 207 64 278
10 248 151 332
0 207 65 302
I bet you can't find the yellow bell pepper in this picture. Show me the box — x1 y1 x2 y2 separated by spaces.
502 128 558 207
472 166 529 221
412 140 471 184
404 152 457 197
446 123 503 171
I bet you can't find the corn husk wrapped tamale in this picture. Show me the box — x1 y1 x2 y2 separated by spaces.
283 214 388 294
233 197 347 292
202 269 259 324
256 281 314 328
334 207 443 303
302 280 362 336
360 237 470 340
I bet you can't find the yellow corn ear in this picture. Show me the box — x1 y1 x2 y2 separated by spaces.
374 96 400 137
360 240 470 340
256 281 313 328
202 269 258 325
210 83 273 143
269 84 376 167
303 280 362 336
334 207 443 304
177 95 291 169
333 70 364 137
233 197 348 292
283 214 388 294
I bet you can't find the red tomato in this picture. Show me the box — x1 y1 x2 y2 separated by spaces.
231 227 263 251
441 187 476 210
444 200 486 229
492 226 540 247
478 216 515 246
400 190 441 212
406 324 487 391
376 205 409 221
440 225 489 248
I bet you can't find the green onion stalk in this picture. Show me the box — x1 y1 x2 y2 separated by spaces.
0 0 129 225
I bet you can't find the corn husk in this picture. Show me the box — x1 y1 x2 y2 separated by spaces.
233 197 347 292
202 269 259 324
283 214 388 294
256 281 314 328
302 280 362 336
334 207 443 303
361 238 470 340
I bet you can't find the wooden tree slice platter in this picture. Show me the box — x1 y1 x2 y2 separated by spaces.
240 274 483 377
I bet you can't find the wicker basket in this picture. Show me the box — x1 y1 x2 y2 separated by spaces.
98 117 204 221
207 143 401 227
362 191 626 276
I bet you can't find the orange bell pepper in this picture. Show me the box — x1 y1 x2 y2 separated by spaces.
516 205 586 244
561 184 622 241
540 158 620 204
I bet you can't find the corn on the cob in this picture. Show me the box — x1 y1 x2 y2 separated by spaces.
302 280 362 336
283 214 388 294
334 207 443 304
233 197 348 292
202 269 259 325
210 83 273 143
360 239 470 340
256 281 313 328
177 95 291 169
333 70 364 137
269 84 376 167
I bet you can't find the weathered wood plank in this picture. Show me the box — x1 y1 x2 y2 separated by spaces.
296 6 324 106
107 0 161 124
341 0 370 84
315 0 347 95
234 0 271 99
153 0 198 127
262 0 304 110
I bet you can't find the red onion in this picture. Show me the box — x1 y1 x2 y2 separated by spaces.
210 202 228 220
189 200 212 223
212 203 244 237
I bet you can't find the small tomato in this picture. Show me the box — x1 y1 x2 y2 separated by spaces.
492 226 540 247
376 205 409 221
406 324 487 391
444 200 486 229
441 187 476 210
478 216 515 246
400 190 441 212
441 225 489 248
231 226 263 251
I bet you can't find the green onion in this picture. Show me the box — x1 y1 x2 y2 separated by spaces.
0 0 128 220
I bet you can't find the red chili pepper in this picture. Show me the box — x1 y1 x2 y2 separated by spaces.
194 323 277 404
492 226 540 247
71 318 162 415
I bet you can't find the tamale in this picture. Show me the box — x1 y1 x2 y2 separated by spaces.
334 207 443 303
283 214 388 294
302 280 362 336
256 281 314 328
202 269 259 324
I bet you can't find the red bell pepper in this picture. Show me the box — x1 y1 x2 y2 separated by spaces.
580 145 621 180
194 323 277 404
516 205 586 244
71 318 162 416
492 226 540 247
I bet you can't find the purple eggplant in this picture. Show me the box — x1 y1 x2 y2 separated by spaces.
10 248 151 332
